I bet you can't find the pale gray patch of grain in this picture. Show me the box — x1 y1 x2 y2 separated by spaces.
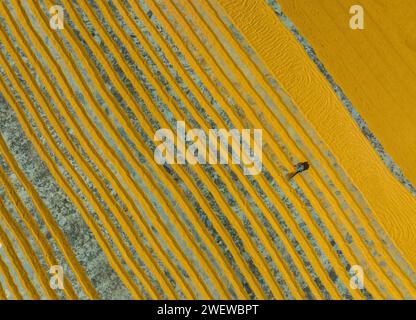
0 190 47 298
0 82 131 299
0 184 58 297
0 33 158 298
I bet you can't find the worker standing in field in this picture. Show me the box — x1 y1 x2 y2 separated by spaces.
287 161 309 180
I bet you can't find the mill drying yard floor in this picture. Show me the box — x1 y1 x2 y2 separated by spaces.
0 0 415 299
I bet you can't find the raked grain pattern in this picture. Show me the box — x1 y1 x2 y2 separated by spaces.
0 0 415 299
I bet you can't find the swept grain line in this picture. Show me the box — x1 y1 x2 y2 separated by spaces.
89 0 288 298
29 0 223 298
40 0 263 298
0 68 140 299
0 252 23 300
181 0 382 298
0 193 59 299
151 0 346 298
0 222 40 299
0 165 78 299
3 4 180 299
211 0 413 297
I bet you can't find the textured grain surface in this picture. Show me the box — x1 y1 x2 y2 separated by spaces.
0 0 415 299
270 0 416 267
278 0 416 188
